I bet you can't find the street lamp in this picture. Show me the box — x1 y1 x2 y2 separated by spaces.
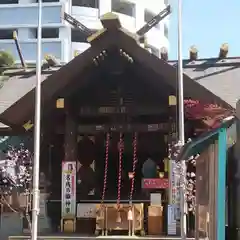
177 0 187 239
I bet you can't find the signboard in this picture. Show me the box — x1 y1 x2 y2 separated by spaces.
77 123 170 133
167 204 177 235
142 178 169 189
61 161 76 218
169 160 181 222
169 160 175 203
169 161 180 203
150 193 162 206
77 203 96 218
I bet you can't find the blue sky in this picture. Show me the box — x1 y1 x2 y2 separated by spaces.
169 0 240 60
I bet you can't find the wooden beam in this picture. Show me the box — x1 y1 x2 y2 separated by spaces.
55 123 171 134
78 105 169 116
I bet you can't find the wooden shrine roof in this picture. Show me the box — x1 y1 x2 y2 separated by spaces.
0 13 234 128
169 57 240 108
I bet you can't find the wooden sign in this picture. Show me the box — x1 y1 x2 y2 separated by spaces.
61 161 76 218
142 178 169 189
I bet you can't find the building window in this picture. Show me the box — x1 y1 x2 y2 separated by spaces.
72 0 98 8
0 29 16 40
164 24 168 38
42 28 59 38
112 0 135 17
71 29 88 42
0 0 18 3
144 10 155 22
31 28 59 38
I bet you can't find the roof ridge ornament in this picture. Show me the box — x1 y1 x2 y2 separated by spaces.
219 43 229 59
99 12 121 30
189 46 198 61
88 13 122 43
100 12 119 21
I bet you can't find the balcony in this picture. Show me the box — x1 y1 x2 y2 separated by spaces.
71 6 136 31
71 5 99 18
0 3 62 27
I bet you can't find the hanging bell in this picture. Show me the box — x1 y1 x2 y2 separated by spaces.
99 208 104 220
128 209 133 221
116 211 121 223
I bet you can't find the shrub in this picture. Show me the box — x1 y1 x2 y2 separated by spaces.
0 50 15 67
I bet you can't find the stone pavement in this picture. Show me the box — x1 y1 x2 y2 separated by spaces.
7 236 195 240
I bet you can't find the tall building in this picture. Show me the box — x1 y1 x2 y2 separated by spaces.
0 0 169 63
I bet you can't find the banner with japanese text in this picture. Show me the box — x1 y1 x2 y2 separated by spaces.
61 161 76 218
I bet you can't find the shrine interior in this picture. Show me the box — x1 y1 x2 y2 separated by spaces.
44 132 172 235
46 132 169 197
39 47 197 235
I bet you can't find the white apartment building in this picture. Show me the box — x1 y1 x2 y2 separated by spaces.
0 0 169 63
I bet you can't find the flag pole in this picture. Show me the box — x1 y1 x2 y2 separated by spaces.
177 0 187 239
31 0 42 239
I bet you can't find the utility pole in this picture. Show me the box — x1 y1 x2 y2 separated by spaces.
177 0 187 239
31 0 42 239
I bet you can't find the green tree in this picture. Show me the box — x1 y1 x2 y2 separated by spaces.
0 50 14 67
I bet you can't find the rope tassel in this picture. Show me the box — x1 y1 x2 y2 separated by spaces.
129 132 138 204
116 132 123 223
100 133 110 218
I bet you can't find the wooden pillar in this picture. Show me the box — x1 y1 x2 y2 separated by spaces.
61 102 78 233
64 110 77 163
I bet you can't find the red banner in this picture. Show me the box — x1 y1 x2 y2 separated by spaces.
142 178 169 189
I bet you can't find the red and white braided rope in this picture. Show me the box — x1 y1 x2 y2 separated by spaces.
117 132 123 211
129 132 138 205
100 133 110 208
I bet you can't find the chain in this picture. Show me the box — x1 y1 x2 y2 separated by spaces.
129 132 138 205
100 133 110 208
117 132 123 211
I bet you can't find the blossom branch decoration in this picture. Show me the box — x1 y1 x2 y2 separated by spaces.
0 143 33 230
168 139 197 214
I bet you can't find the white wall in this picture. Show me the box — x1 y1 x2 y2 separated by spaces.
0 0 169 63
